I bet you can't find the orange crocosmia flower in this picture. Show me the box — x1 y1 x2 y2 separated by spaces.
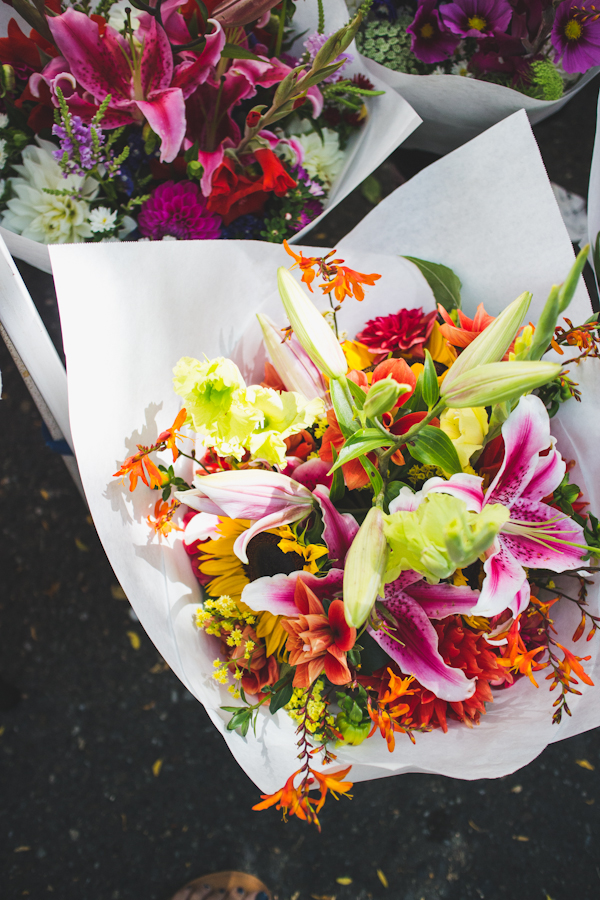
313 765 353 812
283 239 319 291
553 643 594 687
114 452 164 492
253 769 322 827
320 265 381 303
497 622 547 687
147 498 182 537
156 407 187 462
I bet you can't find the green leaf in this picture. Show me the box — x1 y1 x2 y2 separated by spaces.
359 456 383 497
329 445 345 504
269 680 294 714
403 256 462 313
220 43 264 61
330 376 358 438
421 349 439 408
346 377 367 410
329 429 390 472
407 425 462 475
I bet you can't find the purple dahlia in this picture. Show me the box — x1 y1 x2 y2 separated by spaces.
440 0 513 38
138 181 222 240
407 0 461 64
552 0 600 73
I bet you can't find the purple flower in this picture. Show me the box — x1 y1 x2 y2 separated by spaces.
304 31 353 82
440 0 513 38
52 115 108 177
294 198 323 232
551 0 600 73
138 181 222 240
407 0 461 64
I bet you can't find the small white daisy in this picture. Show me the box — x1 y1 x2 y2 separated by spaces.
89 206 118 233
0 113 9 130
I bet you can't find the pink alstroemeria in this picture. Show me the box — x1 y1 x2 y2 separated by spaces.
391 394 587 618
43 9 225 162
368 572 479 702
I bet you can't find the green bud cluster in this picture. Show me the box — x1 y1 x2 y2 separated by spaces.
357 17 429 75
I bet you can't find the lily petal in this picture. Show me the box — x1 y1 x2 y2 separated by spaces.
48 8 131 101
182 469 314 521
370 582 476 702
421 473 485 513
405 580 479 618
313 485 359 567
242 568 344 616
503 498 586 571
291 458 332 492
183 511 222 544
485 395 553 508
137 88 186 163
233 506 313 564
172 20 226 98
473 539 529 616
524 441 565 501
139 16 173 96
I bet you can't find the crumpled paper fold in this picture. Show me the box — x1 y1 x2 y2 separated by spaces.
50 110 599 793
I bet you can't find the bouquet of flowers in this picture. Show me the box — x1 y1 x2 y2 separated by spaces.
110 233 600 826
47 110 600 828
347 0 600 152
0 0 418 269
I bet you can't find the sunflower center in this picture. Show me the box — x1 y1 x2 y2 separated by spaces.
420 22 434 38
564 18 583 40
245 532 305 582
467 15 487 31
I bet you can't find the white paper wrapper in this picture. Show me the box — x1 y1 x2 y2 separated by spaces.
50 110 599 794
0 3 420 271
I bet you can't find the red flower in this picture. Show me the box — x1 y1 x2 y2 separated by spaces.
207 156 268 224
371 357 417 406
0 16 58 77
363 617 511 735
356 307 437 361
254 147 297 196
282 579 355 688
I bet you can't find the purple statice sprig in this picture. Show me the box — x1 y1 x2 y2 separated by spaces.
52 88 130 180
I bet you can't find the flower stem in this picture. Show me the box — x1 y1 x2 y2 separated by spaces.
275 0 288 59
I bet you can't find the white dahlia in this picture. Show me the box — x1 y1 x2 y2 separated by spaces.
1 138 98 244
294 129 346 189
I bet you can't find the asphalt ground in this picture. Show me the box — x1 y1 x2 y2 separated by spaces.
1 79 600 900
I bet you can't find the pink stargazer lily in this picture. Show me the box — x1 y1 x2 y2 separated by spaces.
368 572 479 702
176 469 314 563
43 9 225 162
390 394 587 618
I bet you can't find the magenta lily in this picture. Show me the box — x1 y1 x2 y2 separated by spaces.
44 9 225 162
368 572 479 702
391 394 587 618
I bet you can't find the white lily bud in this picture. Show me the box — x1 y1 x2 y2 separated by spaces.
442 361 561 408
343 507 389 629
443 292 532 390
277 267 347 380
257 313 328 403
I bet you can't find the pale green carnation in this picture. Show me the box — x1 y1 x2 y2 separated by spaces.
383 493 509 584
173 356 324 466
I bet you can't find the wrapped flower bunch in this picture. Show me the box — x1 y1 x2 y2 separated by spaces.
0 0 381 245
357 0 600 100
115 240 600 827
